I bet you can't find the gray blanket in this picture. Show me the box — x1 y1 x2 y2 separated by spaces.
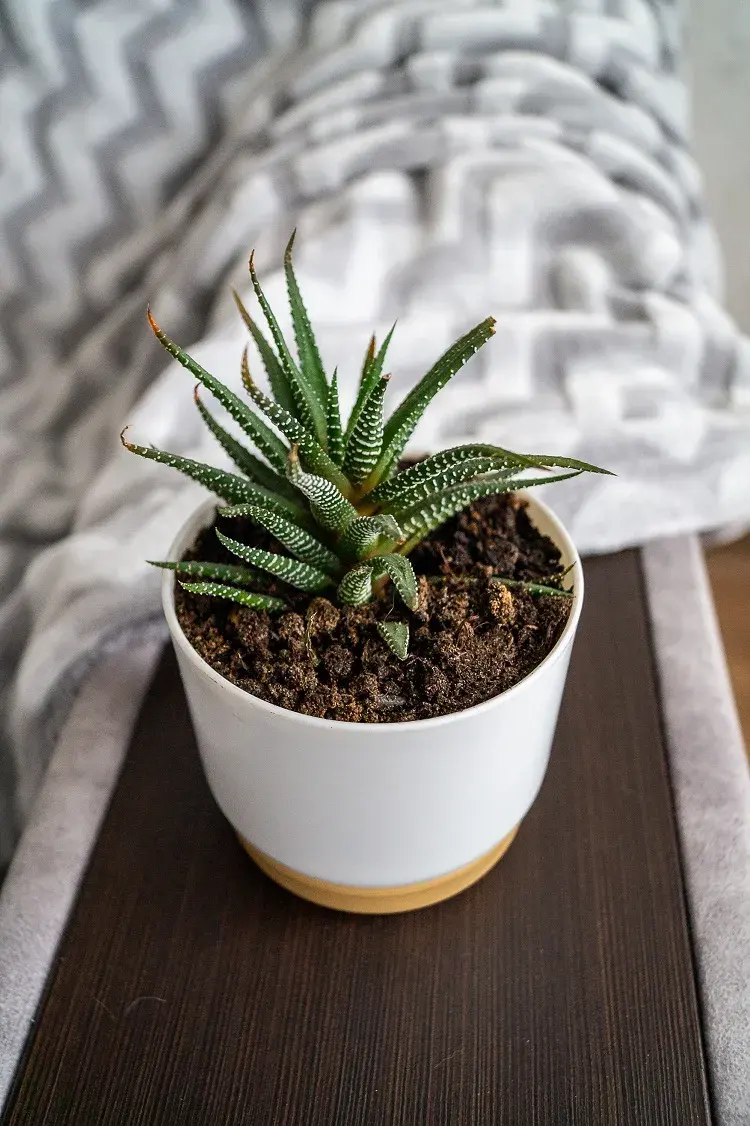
3 1 749 862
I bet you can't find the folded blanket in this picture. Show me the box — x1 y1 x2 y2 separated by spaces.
4 0 750 857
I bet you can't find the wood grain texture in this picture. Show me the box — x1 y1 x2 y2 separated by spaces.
4 551 712 1125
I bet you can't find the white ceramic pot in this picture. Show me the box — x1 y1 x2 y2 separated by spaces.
163 494 583 914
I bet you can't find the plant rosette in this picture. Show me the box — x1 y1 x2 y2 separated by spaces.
125 234 607 912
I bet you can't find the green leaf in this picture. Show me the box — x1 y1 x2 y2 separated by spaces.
339 515 404 561
284 230 328 404
493 577 574 598
499 452 613 475
193 388 299 501
338 564 373 606
370 317 496 485
220 504 340 574
242 349 350 491
371 553 418 610
216 529 333 593
376 458 516 514
326 368 345 467
232 289 296 415
121 432 298 512
344 373 389 486
287 446 358 534
365 444 537 502
149 560 263 586
396 470 583 551
179 580 286 612
248 251 327 444
345 324 395 441
377 620 409 660
147 309 288 474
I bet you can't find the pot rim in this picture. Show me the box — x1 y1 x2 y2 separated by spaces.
162 491 584 732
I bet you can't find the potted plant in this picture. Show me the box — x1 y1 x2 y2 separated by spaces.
123 235 609 913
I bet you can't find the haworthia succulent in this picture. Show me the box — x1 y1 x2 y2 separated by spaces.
241 350 350 491
120 433 297 513
367 444 539 502
345 323 396 442
125 236 610 663
494 577 574 597
344 373 389 486
284 230 328 405
397 470 583 551
337 564 373 606
377 620 409 661
216 530 333 593
376 458 516 514
179 580 286 612
287 447 357 534
326 369 345 467
147 558 264 585
193 388 299 500
220 504 340 574
370 317 496 485
232 289 296 416
339 515 403 561
149 560 263 586
249 251 327 444
371 554 419 610
147 310 289 474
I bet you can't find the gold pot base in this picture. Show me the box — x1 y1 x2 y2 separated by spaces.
238 826 519 914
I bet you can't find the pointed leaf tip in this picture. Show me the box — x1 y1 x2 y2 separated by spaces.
377 620 410 660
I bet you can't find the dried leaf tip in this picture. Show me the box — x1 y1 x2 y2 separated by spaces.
240 346 253 390
146 306 161 336
119 425 132 449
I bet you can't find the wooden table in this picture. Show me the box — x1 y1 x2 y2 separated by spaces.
0 549 727 1123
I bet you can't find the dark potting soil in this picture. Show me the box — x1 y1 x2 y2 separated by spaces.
175 494 572 722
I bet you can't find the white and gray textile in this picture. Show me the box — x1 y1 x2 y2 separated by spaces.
2 1 748 869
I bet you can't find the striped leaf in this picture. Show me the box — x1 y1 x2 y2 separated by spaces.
232 289 296 415
284 230 328 404
179 581 286 612
344 373 389 486
149 560 262 586
377 620 409 660
377 458 516 514
248 252 327 444
216 530 333 594
241 350 350 492
345 324 395 441
366 444 541 503
338 564 373 606
339 515 403 561
121 433 298 513
396 470 583 552
287 446 357 534
358 334 376 390
370 317 496 485
193 388 299 501
220 504 340 574
371 554 418 610
326 369 345 467
147 310 288 474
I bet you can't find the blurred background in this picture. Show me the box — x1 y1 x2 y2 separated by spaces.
691 0 750 742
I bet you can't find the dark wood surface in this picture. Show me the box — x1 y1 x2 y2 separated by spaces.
4 551 712 1125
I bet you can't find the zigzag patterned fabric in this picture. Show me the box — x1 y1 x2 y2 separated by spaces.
4 0 750 858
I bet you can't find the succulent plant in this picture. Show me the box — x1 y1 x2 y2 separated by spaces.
123 234 609 659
